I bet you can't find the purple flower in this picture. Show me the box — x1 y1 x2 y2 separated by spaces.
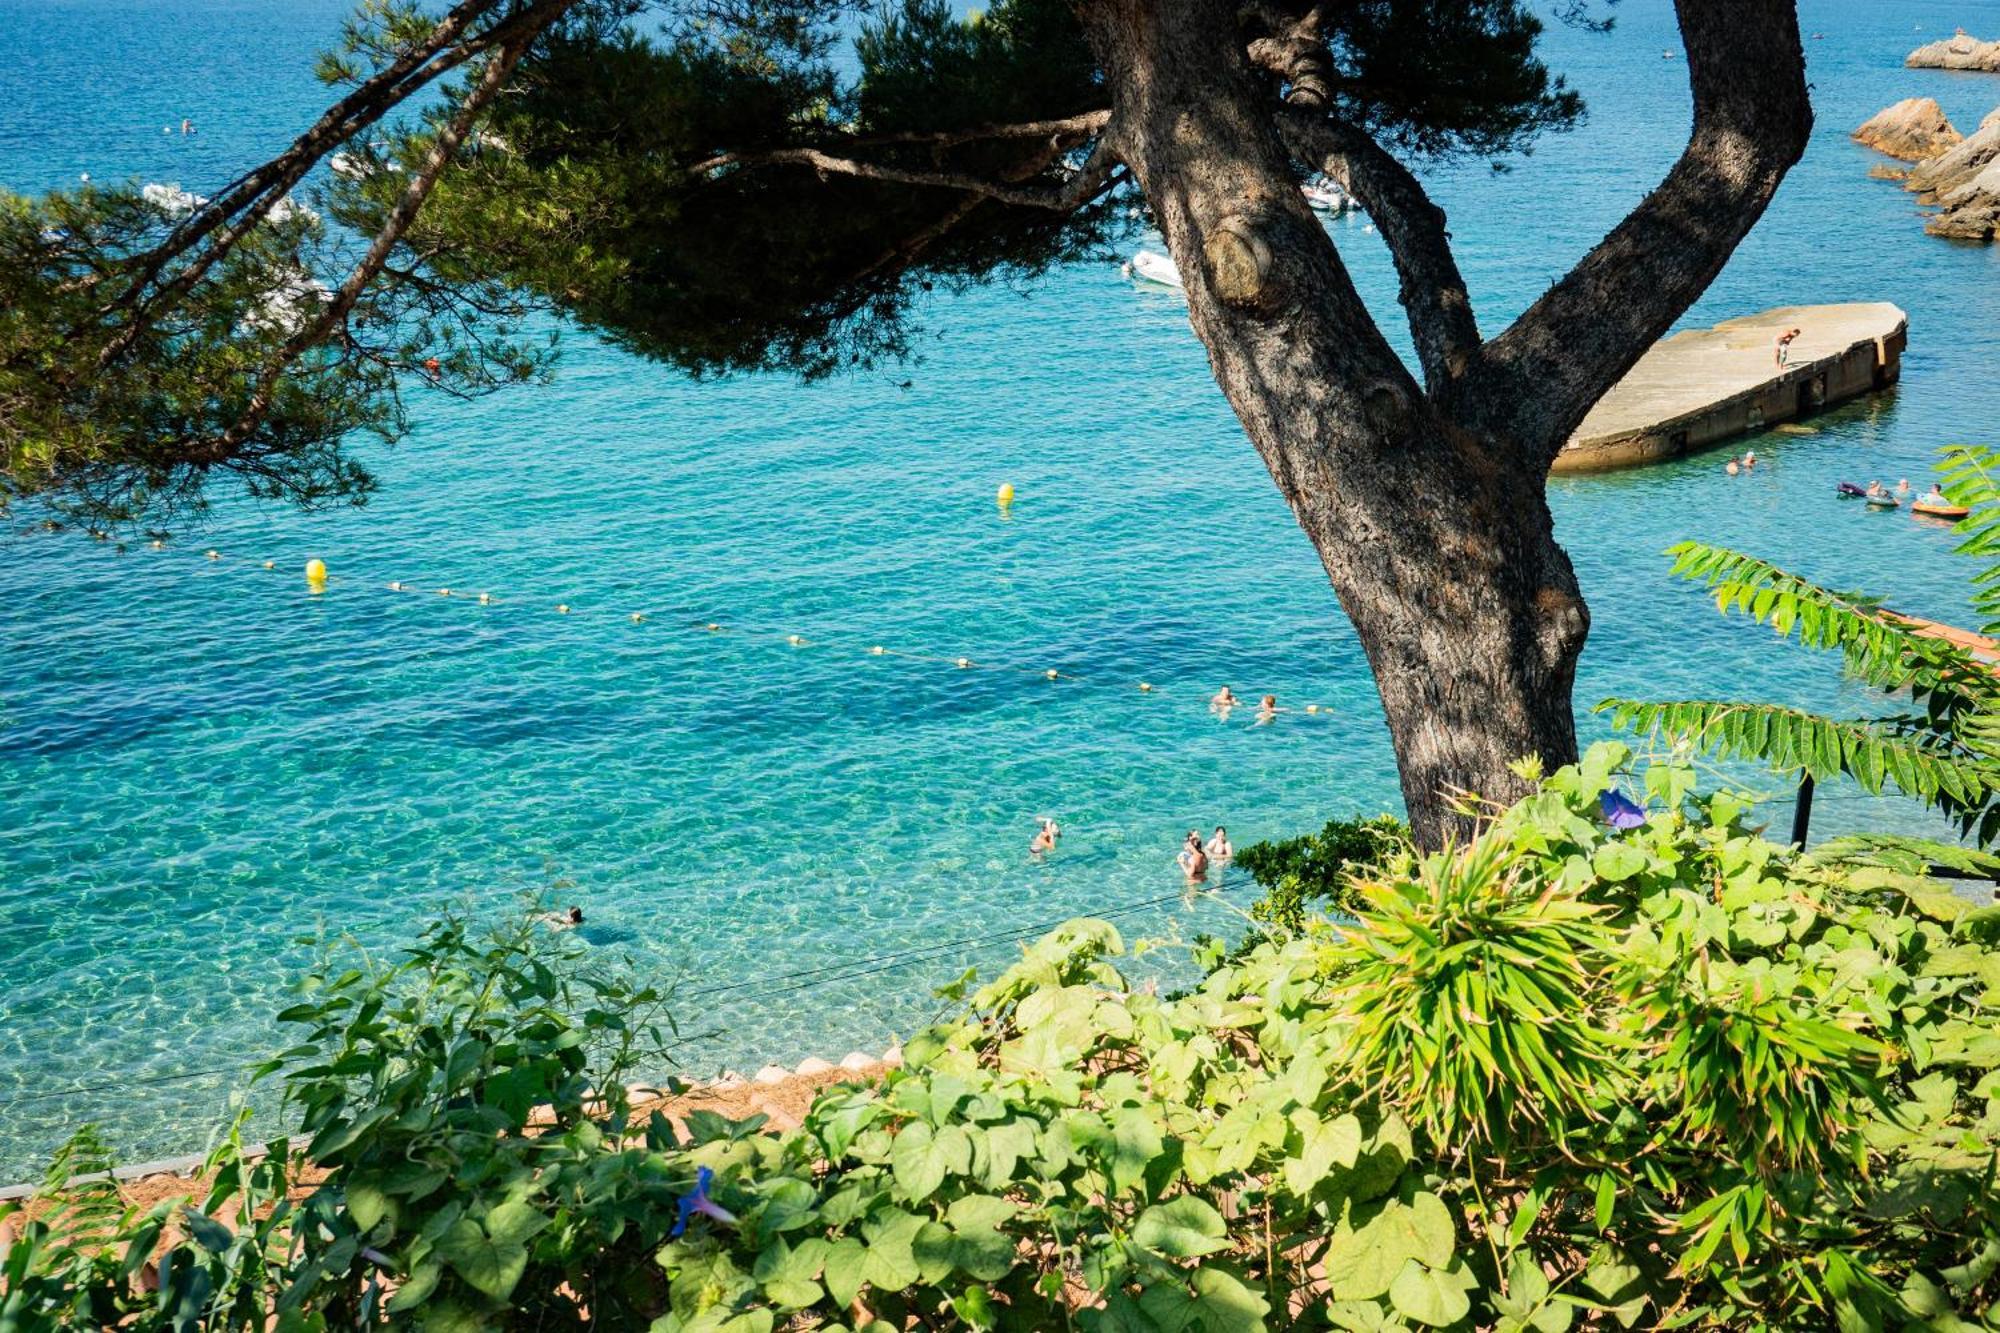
670 1166 737 1237
1599 788 1647 831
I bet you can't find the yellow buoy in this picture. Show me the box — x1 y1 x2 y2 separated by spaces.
304 557 326 583
437 587 451 597
996 483 1015 507
1138 682 1153 692
870 645 886 655
1045 669 1059 680
478 592 491 605
150 540 164 550
557 603 571 614
205 549 220 561
956 657 973 669
630 612 645 623
705 622 721 632
388 581 403 591
262 560 275 570
787 634 806 646
1305 703 1319 714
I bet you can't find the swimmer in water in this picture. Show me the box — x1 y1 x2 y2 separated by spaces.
1255 694 1278 723
1205 826 1232 860
1177 832 1209 882
1210 686 1239 710
1030 817 1058 856
1896 478 1911 494
541 906 584 931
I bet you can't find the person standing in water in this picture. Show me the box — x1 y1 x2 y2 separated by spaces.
1029 818 1058 857
1205 826 1232 860
1178 832 1209 882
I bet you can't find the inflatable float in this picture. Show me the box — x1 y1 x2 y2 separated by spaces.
1912 499 1971 519
1840 482 1900 507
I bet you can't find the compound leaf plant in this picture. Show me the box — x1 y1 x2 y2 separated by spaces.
7 741 2000 1330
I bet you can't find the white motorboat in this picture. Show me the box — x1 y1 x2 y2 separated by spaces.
1124 250 1182 288
1302 181 1354 213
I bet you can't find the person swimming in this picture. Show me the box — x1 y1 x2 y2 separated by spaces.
1255 694 1278 724
1029 817 1059 856
1866 479 1890 498
1205 826 1232 860
1210 686 1239 709
1897 478 1912 494
541 906 584 931
1177 831 1209 882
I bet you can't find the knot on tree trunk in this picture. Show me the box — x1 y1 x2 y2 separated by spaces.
1203 215 1274 307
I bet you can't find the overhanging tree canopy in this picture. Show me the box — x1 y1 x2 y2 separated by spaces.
0 0 1814 842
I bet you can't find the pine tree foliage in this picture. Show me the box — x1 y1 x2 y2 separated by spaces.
0 0 1588 526
1603 461 2000 849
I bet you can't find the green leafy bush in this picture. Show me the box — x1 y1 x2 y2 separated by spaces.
7 744 2000 1330
1235 815 1407 930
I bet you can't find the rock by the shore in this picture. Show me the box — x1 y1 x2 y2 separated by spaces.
1854 98 1962 160
1907 33 2000 71
1907 113 2000 198
1930 157 2000 239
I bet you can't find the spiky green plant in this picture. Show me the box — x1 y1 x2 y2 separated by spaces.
1322 828 1622 1152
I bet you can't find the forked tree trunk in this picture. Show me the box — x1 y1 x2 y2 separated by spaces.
1084 1 1589 844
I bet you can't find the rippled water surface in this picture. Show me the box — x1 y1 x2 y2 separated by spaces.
4 0 2000 1176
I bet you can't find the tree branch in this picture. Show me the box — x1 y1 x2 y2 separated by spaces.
1274 108 1479 398
1465 0 1812 458
683 111 1111 178
95 0 580 369
690 121 1122 213
1242 2 1333 107
206 16 552 459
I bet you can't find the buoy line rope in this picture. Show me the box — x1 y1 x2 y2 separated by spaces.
44 532 1355 719
0 874 1256 1116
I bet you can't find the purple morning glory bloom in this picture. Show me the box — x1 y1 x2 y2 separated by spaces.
1599 788 1647 830
670 1166 738 1237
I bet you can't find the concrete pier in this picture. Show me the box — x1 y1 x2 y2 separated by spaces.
1551 303 1907 474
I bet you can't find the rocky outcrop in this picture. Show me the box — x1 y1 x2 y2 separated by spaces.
1907 114 2000 197
1890 112 2000 241
1854 98 1962 160
1930 158 2000 239
1907 33 2000 71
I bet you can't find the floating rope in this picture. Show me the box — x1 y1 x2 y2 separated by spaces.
47 534 1351 723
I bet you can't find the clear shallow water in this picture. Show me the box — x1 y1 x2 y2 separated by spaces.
3 0 2000 1178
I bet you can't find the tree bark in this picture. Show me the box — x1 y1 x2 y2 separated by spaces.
1080 0 1587 845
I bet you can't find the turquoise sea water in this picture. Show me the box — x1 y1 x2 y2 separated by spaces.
4 0 2000 1178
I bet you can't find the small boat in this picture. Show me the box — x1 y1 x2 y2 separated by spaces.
1126 251 1182 289
1302 181 1354 213
1912 499 1971 519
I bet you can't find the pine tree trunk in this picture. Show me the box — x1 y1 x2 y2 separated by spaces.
1084 0 1589 845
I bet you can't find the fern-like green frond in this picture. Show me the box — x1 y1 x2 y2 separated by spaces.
1938 443 2000 637
1597 698 1992 808
1663 542 1971 691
